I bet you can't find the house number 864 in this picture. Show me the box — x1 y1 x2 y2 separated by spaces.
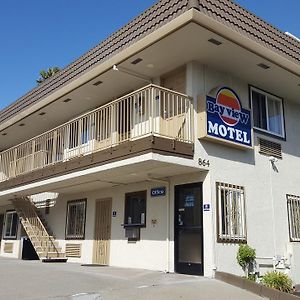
198 158 210 167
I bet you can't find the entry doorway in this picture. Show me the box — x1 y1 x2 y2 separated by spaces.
93 198 112 265
175 183 203 275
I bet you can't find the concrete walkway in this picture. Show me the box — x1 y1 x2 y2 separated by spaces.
0 258 265 300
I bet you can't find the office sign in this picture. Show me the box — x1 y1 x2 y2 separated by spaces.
151 187 166 197
204 87 252 148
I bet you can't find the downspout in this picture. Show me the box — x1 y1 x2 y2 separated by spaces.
269 157 278 263
147 176 171 273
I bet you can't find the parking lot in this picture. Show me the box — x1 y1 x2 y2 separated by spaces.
0 258 265 299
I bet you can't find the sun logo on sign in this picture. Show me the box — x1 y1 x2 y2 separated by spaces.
215 88 242 126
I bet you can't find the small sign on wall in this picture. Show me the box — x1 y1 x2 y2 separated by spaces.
203 204 210 212
151 187 166 197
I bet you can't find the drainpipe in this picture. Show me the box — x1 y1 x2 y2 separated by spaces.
147 176 171 273
269 156 278 264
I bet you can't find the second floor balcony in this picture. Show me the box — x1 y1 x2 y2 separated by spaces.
0 84 194 184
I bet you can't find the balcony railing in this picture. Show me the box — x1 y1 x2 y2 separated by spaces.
0 84 194 183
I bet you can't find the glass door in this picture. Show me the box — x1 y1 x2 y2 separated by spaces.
175 183 203 275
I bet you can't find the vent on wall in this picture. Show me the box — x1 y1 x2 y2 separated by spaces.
258 138 282 159
65 243 82 258
4 242 13 253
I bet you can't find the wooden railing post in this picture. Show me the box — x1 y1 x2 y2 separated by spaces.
31 140 36 171
150 86 154 134
52 130 58 164
111 103 117 146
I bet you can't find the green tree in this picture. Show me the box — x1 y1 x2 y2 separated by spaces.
36 67 60 84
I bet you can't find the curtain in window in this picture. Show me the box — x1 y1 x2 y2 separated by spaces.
268 97 282 135
252 91 267 130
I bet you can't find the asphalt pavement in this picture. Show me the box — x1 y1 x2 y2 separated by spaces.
0 258 266 300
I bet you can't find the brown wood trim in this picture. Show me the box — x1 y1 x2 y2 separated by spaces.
216 182 247 244
286 194 300 243
3 210 18 240
216 238 247 244
215 271 299 300
65 199 87 240
0 136 194 192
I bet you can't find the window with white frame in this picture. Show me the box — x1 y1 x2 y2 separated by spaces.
287 195 300 242
66 200 86 239
250 87 285 138
4 211 18 239
217 182 246 243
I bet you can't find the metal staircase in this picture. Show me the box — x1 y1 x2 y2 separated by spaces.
12 198 67 262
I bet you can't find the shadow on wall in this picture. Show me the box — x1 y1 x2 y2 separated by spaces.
200 140 255 166
40 194 171 242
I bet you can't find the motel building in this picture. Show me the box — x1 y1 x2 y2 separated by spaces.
0 0 300 281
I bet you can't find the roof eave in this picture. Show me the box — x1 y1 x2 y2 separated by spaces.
192 9 300 77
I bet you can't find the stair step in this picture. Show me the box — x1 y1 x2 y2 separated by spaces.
31 240 60 247
33 246 62 253
38 252 66 258
42 258 68 263
13 197 62 261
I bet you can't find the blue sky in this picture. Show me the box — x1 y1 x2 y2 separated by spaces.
0 0 299 111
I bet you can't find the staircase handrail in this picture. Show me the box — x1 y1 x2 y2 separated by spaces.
14 198 60 258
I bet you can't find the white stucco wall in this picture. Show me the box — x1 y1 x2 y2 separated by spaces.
187 61 300 282
42 174 211 274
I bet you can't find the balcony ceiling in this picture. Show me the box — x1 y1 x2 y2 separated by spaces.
1 22 299 151
0 154 202 203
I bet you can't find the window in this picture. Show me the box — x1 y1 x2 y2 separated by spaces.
4 211 18 239
250 87 284 138
124 191 147 227
217 182 246 243
66 200 86 239
287 195 300 242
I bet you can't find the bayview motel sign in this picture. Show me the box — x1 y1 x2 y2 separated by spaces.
204 87 252 148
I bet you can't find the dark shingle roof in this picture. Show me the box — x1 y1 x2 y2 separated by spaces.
0 0 299 126
198 0 300 62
